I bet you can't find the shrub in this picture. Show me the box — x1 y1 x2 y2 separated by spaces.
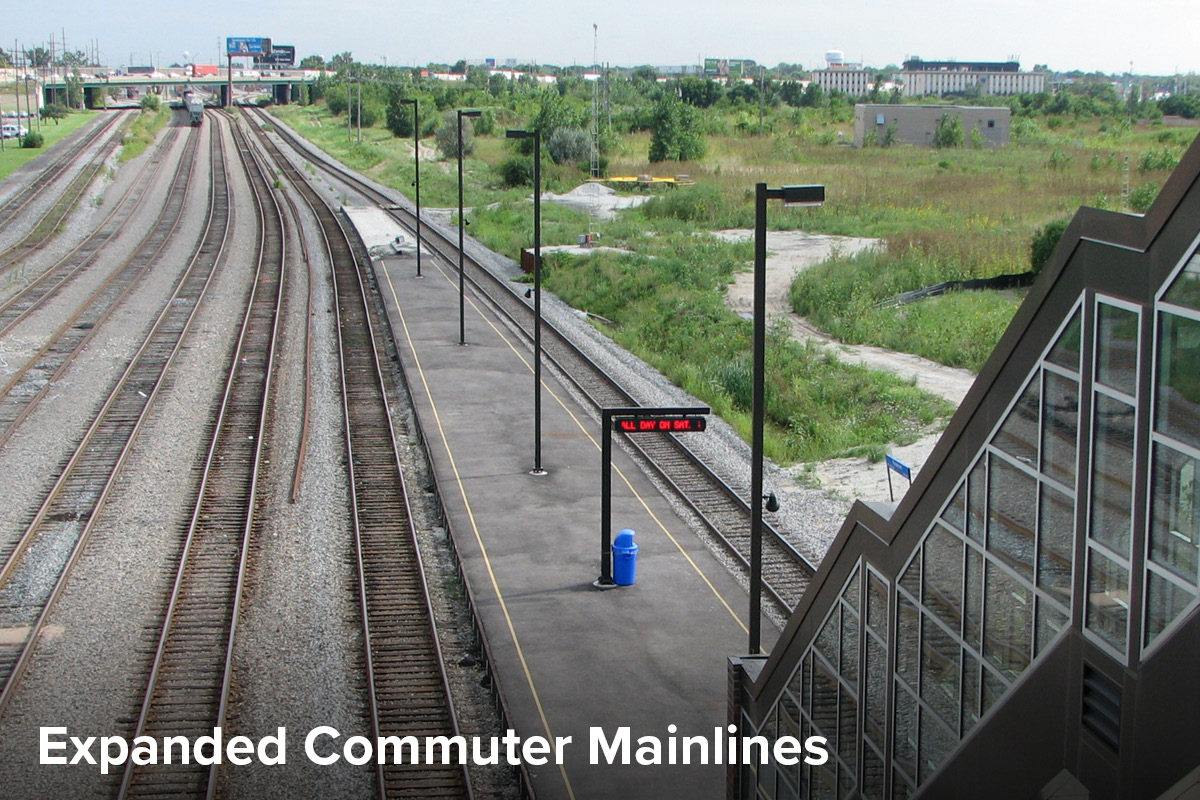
21 131 44 148
1030 219 1070 274
497 156 532 187
1138 148 1181 173
1129 182 1158 214
932 113 964 148
640 184 729 224
139 93 160 111
547 127 590 165
435 110 475 160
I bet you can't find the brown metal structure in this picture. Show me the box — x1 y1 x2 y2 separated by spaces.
731 134 1200 799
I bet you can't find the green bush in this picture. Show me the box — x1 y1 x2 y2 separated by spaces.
1129 182 1158 214
1030 219 1071 274
21 131 44 148
139 93 159 111
1138 148 1181 173
496 156 532 187
640 184 729 224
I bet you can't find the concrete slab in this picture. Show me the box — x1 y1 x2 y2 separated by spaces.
364 234 773 800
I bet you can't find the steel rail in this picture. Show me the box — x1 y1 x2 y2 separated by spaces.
249 109 472 800
0 125 202 451
116 112 286 800
0 113 235 716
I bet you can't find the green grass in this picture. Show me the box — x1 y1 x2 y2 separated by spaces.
119 107 169 163
263 98 1197 463
0 111 99 182
535 245 950 462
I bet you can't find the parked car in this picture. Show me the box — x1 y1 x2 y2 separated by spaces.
1 124 29 139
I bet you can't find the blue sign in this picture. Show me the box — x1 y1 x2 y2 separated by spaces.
227 37 270 56
885 454 911 481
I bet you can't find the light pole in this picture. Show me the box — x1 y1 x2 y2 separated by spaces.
505 128 545 475
398 98 422 277
456 109 481 345
750 183 824 655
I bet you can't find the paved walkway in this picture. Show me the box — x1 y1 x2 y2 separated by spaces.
355 210 774 800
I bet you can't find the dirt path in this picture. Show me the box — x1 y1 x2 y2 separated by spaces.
719 229 977 506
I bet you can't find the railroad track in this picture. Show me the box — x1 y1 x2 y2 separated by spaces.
248 111 472 799
251 108 815 615
116 112 285 800
0 110 127 236
0 112 234 716
0 124 202 451
0 125 183 332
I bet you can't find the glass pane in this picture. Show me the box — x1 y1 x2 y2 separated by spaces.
813 661 840 745
817 606 841 671
892 769 913 800
803 652 813 710
1038 484 1075 607
923 524 964 629
1157 312 1200 450
943 481 967 533
964 547 983 650
983 561 1032 680
812 760 838 800
1145 570 1197 646
1047 308 1083 372
967 460 987 542
1162 249 1200 310
841 601 860 687
868 572 888 634
1090 393 1136 557
981 667 1007 716
921 613 961 731
862 745 886 800
893 686 918 781
1042 371 1080 487
1096 303 1139 396
788 652 807 708
961 653 981 736
988 456 1038 580
900 551 921 599
993 377 1040 467
843 566 861 614
1150 443 1200 583
897 594 920 689
1036 598 1069 656
1086 548 1130 652
918 708 956 784
865 634 887 744
838 692 858 774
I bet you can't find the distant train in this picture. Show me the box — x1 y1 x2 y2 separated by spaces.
182 90 205 126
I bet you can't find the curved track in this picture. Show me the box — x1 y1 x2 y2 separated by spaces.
248 111 472 800
0 113 234 717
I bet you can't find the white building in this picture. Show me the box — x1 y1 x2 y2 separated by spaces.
902 59 1045 97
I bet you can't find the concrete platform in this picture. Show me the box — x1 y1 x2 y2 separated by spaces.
355 212 772 800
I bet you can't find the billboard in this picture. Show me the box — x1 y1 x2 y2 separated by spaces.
702 58 756 78
227 37 272 56
255 45 295 68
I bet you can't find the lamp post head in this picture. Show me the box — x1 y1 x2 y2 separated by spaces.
505 128 535 140
779 184 825 207
459 108 482 118
398 98 416 106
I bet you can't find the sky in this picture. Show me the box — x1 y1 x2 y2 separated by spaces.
9 0 1200 78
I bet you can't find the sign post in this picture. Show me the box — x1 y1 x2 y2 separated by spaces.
598 406 709 587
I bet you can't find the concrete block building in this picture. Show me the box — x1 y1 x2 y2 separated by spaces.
853 104 1011 148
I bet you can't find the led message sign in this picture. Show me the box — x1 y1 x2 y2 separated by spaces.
613 416 707 433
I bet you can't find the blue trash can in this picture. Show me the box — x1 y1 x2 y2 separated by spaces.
613 529 639 586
